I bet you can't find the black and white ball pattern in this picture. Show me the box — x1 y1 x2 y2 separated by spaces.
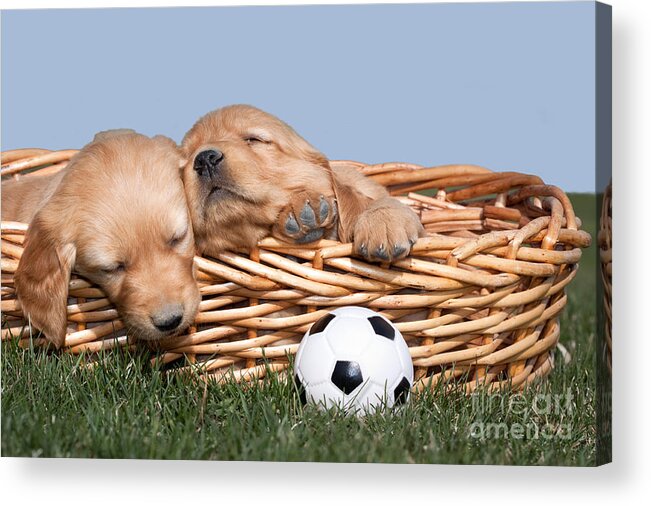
294 306 414 413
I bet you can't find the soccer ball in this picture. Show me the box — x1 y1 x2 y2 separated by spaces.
293 306 414 413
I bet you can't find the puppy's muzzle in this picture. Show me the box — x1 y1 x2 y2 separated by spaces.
151 303 184 332
194 149 224 178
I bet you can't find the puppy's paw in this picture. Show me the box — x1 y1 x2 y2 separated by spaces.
353 200 424 262
273 191 337 244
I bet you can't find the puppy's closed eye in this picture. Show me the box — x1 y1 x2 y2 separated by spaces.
168 227 189 248
100 262 126 276
243 133 271 145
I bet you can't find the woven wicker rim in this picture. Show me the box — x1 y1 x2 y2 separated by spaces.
598 182 612 373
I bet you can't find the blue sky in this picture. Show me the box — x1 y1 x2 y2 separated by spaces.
1 2 596 191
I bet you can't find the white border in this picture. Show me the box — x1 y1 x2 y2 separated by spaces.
1 0 650 504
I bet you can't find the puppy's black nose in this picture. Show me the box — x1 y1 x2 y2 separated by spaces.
194 149 223 176
151 304 184 332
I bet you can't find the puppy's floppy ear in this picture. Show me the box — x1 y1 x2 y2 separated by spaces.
14 212 76 349
276 127 331 171
276 127 368 241
93 128 137 142
301 146 330 171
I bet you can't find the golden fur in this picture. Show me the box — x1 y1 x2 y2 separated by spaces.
1 131 201 348
181 105 424 260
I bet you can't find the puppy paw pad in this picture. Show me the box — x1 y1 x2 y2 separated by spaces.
296 228 324 244
299 202 317 228
393 244 407 257
318 196 330 223
374 245 390 261
285 213 300 234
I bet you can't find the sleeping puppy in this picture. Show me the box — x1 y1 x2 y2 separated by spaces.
2 131 201 348
181 104 424 260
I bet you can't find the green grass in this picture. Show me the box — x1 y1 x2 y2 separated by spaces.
1 194 600 464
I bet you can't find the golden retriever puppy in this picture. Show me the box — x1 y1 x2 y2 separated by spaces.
181 104 424 261
2 130 201 348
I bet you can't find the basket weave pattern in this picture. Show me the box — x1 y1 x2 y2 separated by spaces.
1 150 591 392
599 183 612 373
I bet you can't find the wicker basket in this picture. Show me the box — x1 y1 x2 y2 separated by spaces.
598 183 612 373
1 149 591 392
